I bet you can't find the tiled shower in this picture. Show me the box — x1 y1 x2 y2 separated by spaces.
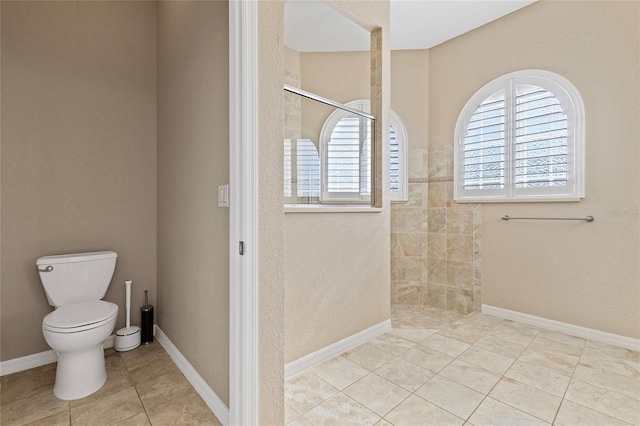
391 146 482 313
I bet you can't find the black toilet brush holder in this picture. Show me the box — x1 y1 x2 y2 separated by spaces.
140 289 154 344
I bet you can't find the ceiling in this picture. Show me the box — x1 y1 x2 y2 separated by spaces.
284 0 537 52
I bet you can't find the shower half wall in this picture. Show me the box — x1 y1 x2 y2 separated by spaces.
390 146 482 313
388 51 482 314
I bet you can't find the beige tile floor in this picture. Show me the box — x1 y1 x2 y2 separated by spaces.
285 306 640 426
0 341 222 426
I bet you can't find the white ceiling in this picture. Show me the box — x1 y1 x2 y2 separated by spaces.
284 0 537 52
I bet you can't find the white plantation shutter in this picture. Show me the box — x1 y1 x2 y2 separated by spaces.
389 126 400 194
321 100 408 202
296 139 320 197
514 85 568 189
462 90 506 192
284 139 292 198
283 138 321 201
326 116 370 197
455 70 584 202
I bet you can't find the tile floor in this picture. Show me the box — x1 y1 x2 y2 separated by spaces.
0 341 221 426
285 306 640 426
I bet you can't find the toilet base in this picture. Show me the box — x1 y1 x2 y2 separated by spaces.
53 345 107 400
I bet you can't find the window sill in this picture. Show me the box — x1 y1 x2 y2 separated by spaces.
285 204 383 213
454 196 584 203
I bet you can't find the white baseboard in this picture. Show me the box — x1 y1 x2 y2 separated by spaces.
482 304 640 352
0 334 117 376
285 319 392 380
155 326 230 426
0 349 57 376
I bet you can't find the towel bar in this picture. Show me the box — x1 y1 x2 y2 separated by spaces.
501 215 594 222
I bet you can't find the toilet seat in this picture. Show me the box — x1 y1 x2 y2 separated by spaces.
43 300 118 334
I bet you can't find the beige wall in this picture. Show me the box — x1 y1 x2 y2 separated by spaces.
430 0 640 338
284 1 391 364
299 50 370 146
391 50 429 153
258 1 285 423
0 1 157 361
156 1 229 405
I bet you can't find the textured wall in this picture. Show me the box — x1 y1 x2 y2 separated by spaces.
284 0 391 365
258 1 286 424
430 0 640 338
284 50 386 363
156 0 229 404
0 1 157 361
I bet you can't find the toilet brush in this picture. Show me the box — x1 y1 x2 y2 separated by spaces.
114 280 141 352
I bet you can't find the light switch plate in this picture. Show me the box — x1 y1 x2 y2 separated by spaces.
218 184 229 207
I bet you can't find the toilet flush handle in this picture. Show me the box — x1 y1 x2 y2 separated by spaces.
38 266 54 272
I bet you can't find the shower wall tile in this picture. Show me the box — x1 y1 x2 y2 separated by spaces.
427 284 447 310
447 261 474 289
427 149 453 179
421 283 430 306
390 233 399 257
421 255 429 283
392 147 482 314
447 234 474 263
397 233 423 257
396 208 422 233
421 234 429 259
421 208 430 233
391 256 398 283
408 147 428 179
428 182 448 208
474 285 482 310
397 257 423 282
390 204 399 233
405 184 425 209
427 258 447 285
391 279 398 305
427 209 446 233
428 233 446 260
447 209 474 235
475 263 482 281
447 288 474 314
398 282 422 305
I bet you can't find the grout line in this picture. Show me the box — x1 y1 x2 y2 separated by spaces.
478 327 565 425
125 356 152 424
550 343 585 425
441 320 520 422
289 308 640 426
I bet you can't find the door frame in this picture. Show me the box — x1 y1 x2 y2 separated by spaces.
229 1 259 425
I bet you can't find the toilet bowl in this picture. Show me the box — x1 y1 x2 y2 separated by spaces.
42 300 118 400
37 251 119 400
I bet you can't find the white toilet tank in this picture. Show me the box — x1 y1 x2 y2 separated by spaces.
36 251 118 307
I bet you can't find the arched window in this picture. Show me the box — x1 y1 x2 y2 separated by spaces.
320 100 408 202
284 138 321 201
454 70 585 202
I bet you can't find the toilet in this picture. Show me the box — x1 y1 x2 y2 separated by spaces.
37 251 119 400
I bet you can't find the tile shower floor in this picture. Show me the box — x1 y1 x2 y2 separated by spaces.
0 341 221 425
285 305 640 426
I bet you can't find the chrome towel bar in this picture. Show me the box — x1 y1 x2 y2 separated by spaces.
502 215 594 222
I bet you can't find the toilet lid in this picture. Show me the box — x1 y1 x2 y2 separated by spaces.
43 300 118 331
